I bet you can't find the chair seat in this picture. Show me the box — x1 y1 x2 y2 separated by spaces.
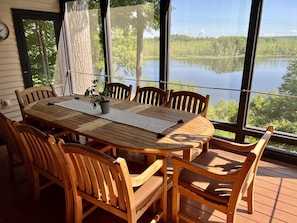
134 175 163 211
179 172 233 205
178 150 244 205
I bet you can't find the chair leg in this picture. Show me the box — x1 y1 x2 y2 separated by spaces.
172 185 180 223
111 147 117 157
182 149 191 161
202 142 209 152
227 212 235 223
7 152 15 180
33 171 40 201
146 154 157 164
64 188 74 223
247 182 254 213
74 196 83 223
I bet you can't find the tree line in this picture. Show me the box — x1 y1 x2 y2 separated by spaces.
144 35 297 59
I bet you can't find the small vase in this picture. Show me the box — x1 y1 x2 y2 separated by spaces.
100 100 110 114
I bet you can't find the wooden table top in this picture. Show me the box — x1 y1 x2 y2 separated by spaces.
24 95 214 156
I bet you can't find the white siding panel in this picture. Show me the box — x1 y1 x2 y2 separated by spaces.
0 0 60 120
0 0 59 13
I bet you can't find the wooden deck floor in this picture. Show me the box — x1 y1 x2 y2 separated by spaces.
1 145 297 223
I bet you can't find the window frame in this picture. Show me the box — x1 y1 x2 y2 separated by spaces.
58 0 297 154
12 9 62 88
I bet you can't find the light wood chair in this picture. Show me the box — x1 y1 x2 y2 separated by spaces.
166 90 210 117
15 85 77 141
95 82 133 155
166 91 210 160
132 86 172 162
58 141 167 223
133 86 171 106
15 84 57 120
104 82 132 101
171 126 274 223
0 113 24 180
15 123 73 223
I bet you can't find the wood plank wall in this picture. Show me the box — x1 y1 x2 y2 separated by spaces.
0 0 60 121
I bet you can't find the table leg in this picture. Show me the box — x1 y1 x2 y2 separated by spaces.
146 154 156 164
182 149 191 161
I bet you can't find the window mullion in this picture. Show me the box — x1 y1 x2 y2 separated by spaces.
236 0 263 141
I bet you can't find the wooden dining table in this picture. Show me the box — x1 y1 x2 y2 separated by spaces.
24 95 214 221
23 95 214 158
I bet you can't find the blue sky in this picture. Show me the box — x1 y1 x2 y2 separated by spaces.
170 0 297 37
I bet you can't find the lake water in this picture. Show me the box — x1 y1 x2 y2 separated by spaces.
121 57 290 105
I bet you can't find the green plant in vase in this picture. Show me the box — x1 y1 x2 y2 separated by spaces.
84 79 111 114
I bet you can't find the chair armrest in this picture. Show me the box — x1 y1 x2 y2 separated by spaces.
131 159 164 187
171 156 239 181
210 137 257 152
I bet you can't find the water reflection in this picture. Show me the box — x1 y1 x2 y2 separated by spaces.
116 57 290 105
176 57 245 74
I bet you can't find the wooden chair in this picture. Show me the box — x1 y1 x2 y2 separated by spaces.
93 82 133 155
166 91 210 160
15 84 57 120
133 86 171 106
166 90 210 117
15 123 73 223
104 82 132 101
132 86 172 162
171 126 274 223
15 85 77 141
0 113 24 180
58 141 167 223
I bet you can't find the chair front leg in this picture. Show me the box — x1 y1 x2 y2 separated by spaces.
172 163 181 223
247 181 255 214
172 184 181 223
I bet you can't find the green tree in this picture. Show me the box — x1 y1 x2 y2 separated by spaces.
211 99 238 123
278 57 297 126
279 57 297 96
248 57 297 134
109 0 160 86
88 0 160 85
24 19 57 86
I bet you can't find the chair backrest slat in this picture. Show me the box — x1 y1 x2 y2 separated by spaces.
133 86 171 106
105 82 132 101
168 90 210 117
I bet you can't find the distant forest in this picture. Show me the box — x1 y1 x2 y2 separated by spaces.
144 35 297 59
